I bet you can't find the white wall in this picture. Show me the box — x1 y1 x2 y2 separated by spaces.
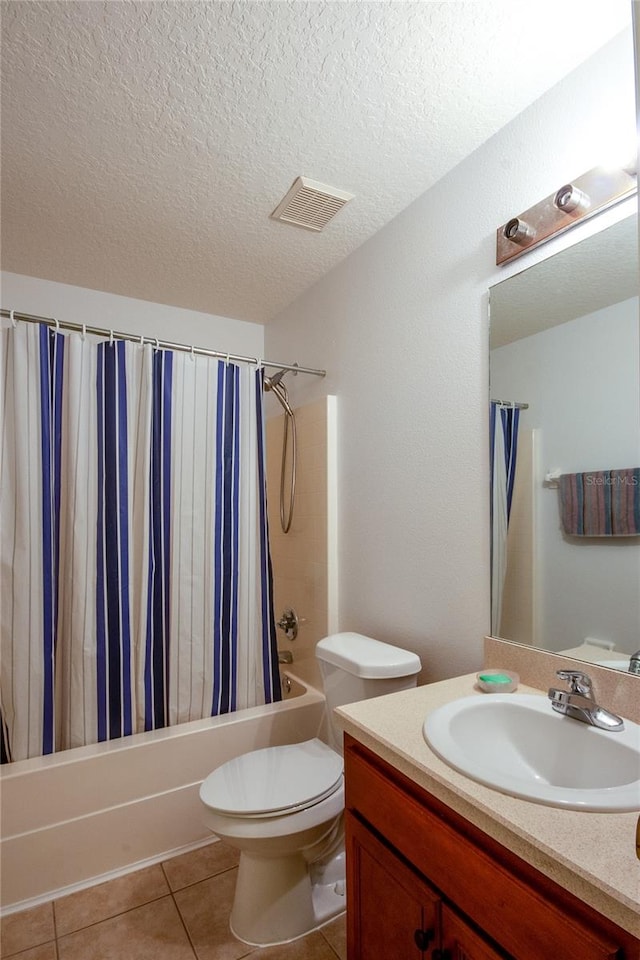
492 299 640 654
264 31 637 681
0 272 264 357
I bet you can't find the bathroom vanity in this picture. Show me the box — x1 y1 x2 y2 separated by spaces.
337 676 640 960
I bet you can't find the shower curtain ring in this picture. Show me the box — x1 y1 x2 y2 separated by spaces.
190 343 195 362
139 334 144 349
9 309 16 327
155 338 160 351
54 318 60 334
225 352 230 367
109 329 114 346
81 323 86 341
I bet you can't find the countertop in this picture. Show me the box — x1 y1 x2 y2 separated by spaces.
335 674 640 938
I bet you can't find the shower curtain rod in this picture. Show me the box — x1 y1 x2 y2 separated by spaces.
0 308 326 379
491 398 529 410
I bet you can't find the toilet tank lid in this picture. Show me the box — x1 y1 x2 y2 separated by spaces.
316 632 421 679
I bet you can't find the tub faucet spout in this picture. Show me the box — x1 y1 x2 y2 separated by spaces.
278 650 293 664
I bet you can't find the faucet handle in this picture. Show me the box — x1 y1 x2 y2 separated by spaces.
556 669 592 696
276 608 307 641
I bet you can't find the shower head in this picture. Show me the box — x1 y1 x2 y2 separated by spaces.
264 369 294 415
263 368 294 416
264 368 287 391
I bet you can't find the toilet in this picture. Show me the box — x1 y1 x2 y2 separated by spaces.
199 632 421 946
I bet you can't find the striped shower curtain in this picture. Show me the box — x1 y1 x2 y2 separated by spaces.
490 402 520 636
0 321 280 762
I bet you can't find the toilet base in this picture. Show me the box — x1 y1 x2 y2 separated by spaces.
230 847 346 946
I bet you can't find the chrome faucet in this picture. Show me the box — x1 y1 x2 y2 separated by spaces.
548 670 624 732
277 650 294 665
628 650 640 675
276 608 302 641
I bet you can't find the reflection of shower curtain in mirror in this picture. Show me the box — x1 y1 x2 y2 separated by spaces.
0 322 280 762
490 402 520 635
500 429 536 646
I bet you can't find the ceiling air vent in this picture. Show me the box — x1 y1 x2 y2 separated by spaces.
270 177 354 232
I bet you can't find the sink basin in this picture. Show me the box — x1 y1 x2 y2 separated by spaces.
423 694 640 811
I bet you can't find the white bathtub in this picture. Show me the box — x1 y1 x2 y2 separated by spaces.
0 665 325 912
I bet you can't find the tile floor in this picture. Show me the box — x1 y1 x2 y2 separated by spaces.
0 841 347 960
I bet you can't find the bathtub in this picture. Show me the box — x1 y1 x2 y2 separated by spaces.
0 664 325 912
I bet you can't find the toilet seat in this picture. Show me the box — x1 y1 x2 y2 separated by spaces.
200 738 343 818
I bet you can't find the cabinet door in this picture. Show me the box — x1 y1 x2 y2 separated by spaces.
346 811 439 960
436 904 510 960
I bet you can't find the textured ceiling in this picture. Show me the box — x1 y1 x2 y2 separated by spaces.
0 1 632 324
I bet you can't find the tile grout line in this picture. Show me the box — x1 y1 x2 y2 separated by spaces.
53 890 172 941
168 889 200 960
52 889 197 959
321 933 344 960
319 914 347 960
162 863 240 894
0 900 57 960
50 897 59 960
162 858 250 960
166 865 260 960
51 897 58 952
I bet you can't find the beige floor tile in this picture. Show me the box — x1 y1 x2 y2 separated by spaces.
254 929 343 959
173 871 251 960
0 904 55 957
56 896 194 960
162 841 239 891
54 864 169 936
1 944 56 960
319 913 347 960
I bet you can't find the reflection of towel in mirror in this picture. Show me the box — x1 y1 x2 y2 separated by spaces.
559 468 640 536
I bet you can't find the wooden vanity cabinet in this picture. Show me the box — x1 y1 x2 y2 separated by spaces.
347 811 507 959
346 811 440 959
344 735 640 960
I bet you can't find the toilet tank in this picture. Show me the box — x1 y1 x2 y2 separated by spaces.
316 633 422 752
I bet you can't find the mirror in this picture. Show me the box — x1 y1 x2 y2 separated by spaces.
489 210 640 672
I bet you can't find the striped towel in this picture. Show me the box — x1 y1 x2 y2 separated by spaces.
559 468 640 536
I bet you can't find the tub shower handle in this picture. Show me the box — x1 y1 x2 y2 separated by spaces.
276 608 305 641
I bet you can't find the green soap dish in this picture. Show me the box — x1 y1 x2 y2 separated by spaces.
476 669 519 693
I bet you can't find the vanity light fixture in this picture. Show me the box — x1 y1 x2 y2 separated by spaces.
554 183 590 215
503 217 535 246
496 164 637 265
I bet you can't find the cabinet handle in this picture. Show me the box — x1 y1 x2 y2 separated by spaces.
414 928 435 951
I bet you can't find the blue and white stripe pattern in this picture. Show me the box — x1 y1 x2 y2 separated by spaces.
490 401 521 635
38 325 64 755
145 346 172 732
96 340 132 742
0 321 280 762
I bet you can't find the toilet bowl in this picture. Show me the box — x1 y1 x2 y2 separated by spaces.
200 738 345 945
199 632 421 946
